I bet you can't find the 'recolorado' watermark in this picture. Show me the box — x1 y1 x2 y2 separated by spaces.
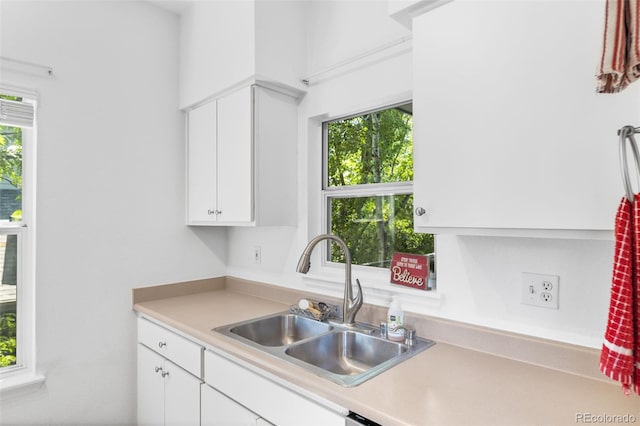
576 413 637 423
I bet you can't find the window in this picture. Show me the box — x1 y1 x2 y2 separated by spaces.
0 87 38 387
322 102 434 269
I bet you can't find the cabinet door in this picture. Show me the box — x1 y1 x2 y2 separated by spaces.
216 86 253 223
201 383 259 426
138 343 201 426
164 359 201 426
137 344 166 426
187 100 218 224
412 1 640 237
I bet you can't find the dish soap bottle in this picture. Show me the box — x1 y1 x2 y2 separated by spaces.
387 296 405 342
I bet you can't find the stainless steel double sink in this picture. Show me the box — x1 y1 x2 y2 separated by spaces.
213 312 435 387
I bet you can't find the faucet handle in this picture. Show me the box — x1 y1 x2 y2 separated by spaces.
404 328 417 346
379 322 388 339
354 278 363 305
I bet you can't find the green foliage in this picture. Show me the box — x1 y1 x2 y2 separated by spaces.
329 195 434 267
10 210 22 221
0 125 22 191
0 313 17 368
328 108 413 187
0 95 23 192
326 105 434 268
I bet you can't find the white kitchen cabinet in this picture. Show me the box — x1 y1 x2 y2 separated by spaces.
138 345 165 426
203 350 346 426
138 316 203 376
186 99 219 224
137 318 203 426
137 345 201 426
186 83 298 226
137 317 346 426
201 383 273 426
411 1 640 238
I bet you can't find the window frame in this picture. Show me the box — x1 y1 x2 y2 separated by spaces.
303 94 441 308
0 85 42 391
320 101 418 270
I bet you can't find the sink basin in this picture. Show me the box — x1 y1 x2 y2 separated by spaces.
285 331 406 376
213 311 435 387
221 313 332 347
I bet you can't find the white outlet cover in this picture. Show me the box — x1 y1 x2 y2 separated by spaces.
522 272 559 309
253 246 262 264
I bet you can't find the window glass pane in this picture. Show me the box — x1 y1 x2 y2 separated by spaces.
0 233 17 368
0 124 23 222
0 109 22 370
328 194 434 268
326 104 413 187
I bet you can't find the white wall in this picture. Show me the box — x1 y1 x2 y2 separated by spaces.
255 0 308 92
227 0 622 348
0 1 226 424
436 236 614 347
179 0 256 108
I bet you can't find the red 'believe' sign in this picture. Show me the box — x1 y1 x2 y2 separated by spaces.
390 252 429 290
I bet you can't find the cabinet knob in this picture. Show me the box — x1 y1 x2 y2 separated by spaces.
414 207 426 216
154 366 163 374
161 371 170 378
158 341 166 349
207 209 215 216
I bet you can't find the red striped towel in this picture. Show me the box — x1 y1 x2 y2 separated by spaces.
600 196 638 394
633 194 640 395
597 0 640 93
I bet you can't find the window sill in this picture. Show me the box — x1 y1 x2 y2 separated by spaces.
0 370 45 394
302 266 443 311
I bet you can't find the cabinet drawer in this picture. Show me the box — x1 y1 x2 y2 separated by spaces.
138 317 203 378
201 383 262 425
204 350 345 426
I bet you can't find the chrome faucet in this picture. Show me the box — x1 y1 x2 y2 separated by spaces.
296 234 363 327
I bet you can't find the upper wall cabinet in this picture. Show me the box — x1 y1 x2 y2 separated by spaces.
412 1 640 239
179 0 306 109
186 84 298 227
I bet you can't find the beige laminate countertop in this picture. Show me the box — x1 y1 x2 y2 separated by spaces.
132 277 639 426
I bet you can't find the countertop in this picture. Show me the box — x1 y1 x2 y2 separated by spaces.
132 277 639 426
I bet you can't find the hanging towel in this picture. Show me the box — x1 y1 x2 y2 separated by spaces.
633 193 640 395
597 0 640 93
600 196 638 394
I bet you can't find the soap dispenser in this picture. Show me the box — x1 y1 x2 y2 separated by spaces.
387 296 405 342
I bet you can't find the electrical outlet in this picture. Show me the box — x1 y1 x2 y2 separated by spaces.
522 273 559 309
253 246 261 264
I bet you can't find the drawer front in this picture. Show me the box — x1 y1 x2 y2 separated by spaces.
201 383 260 426
138 317 202 377
204 350 345 426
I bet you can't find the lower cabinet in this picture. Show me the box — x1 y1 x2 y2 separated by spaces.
137 317 204 426
136 317 347 426
137 344 202 426
204 350 346 426
201 383 273 426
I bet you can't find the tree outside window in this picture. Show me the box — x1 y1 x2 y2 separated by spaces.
0 95 22 369
324 103 434 268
